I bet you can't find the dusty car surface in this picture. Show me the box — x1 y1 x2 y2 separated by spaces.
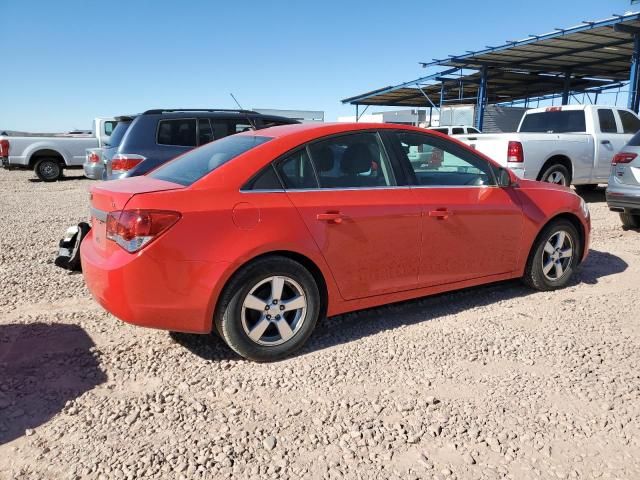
81 122 591 361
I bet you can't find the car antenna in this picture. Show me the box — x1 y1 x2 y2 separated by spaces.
230 93 257 131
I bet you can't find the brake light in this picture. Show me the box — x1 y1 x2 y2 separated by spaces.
111 154 145 172
507 141 524 163
87 151 100 163
611 152 637 165
0 139 9 157
106 210 181 253
546 107 562 112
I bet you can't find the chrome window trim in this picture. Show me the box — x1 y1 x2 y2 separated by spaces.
90 207 108 222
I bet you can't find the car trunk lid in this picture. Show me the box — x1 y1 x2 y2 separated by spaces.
89 177 184 251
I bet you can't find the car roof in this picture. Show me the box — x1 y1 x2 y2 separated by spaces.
141 110 295 122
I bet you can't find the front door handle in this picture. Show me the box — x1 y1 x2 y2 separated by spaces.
428 209 452 219
316 212 346 224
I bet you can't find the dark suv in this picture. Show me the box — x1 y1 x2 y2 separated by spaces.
104 109 298 180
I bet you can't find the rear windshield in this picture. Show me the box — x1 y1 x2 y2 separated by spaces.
627 130 640 147
149 135 272 186
519 111 586 133
105 121 132 147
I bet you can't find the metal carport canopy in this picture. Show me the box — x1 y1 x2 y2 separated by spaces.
341 11 640 110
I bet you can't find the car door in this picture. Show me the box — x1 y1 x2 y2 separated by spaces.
594 108 626 181
277 131 422 300
384 130 523 287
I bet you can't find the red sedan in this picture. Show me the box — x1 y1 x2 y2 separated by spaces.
81 123 590 361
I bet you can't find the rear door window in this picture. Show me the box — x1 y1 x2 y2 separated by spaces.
598 109 618 133
467 127 480 134
308 132 396 189
276 148 318 189
618 110 640 134
451 127 465 135
157 119 197 146
232 121 255 134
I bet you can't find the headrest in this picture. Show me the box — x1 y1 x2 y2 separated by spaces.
341 143 373 174
314 146 334 172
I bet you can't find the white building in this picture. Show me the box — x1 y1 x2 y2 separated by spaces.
337 109 438 126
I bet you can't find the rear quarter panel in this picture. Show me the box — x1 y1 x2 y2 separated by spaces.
122 186 342 328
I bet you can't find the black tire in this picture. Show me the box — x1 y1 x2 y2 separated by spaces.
523 219 581 291
214 256 320 362
35 157 63 182
620 212 640 229
574 184 598 193
539 163 571 186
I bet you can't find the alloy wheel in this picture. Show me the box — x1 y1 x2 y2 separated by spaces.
541 230 574 281
547 171 567 185
241 276 307 346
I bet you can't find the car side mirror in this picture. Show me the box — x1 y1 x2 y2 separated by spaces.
497 167 514 187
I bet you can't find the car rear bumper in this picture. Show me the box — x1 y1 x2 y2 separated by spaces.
80 230 231 333
83 162 104 180
606 184 640 213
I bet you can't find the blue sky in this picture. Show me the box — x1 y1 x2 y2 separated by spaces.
0 0 636 131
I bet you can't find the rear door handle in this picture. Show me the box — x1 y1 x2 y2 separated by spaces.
601 139 611 145
316 212 346 224
428 209 452 219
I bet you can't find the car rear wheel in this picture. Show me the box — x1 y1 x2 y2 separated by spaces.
540 164 571 186
620 212 640 229
215 256 320 362
523 219 581 291
35 157 63 182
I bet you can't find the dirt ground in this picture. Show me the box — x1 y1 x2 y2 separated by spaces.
0 168 638 480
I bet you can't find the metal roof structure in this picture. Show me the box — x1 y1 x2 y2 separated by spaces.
342 12 640 128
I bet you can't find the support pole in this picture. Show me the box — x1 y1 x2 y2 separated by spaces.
562 71 571 105
355 105 359 123
629 34 640 112
476 66 488 131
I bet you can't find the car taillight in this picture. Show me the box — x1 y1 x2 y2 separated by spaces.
106 210 180 253
611 152 637 165
0 139 9 157
111 154 145 172
507 141 524 163
87 151 100 163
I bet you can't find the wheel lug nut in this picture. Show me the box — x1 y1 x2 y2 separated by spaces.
273 300 278 305
276 315 281 320
265 305 270 311
279 305 285 311
266 315 271 320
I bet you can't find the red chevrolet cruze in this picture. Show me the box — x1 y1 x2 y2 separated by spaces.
81 123 590 361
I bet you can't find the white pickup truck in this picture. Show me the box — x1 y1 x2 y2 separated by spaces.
0 117 117 181
457 105 640 190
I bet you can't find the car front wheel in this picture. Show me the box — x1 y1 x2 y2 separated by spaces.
215 256 320 362
523 220 581 291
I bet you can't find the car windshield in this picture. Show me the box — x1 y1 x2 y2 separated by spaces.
149 135 272 186
519 111 586 133
104 121 132 147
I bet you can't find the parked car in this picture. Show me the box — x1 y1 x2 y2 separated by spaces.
606 130 640 228
83 115 136 179
103 109 299 180
456 105 640 189
81 122 590 361
427 125 480 135
0 118 117 181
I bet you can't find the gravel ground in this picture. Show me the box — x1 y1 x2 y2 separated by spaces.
0 168 639 480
